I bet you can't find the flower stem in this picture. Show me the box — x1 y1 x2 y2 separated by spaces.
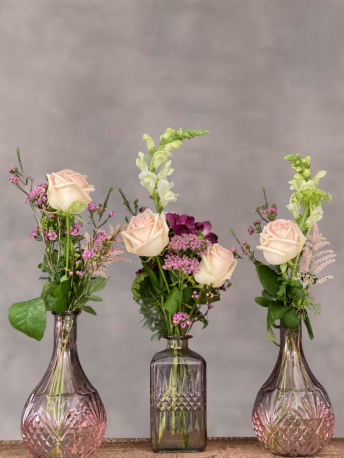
65 215 71 273
156 256 170 293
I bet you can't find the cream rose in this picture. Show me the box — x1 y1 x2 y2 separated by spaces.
47 169 95 214
194 243 238 288
256 219 306 265
121 208 169 257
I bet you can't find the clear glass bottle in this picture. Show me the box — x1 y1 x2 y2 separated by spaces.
150 336 207 453
252 319 334 456
21 311 107 458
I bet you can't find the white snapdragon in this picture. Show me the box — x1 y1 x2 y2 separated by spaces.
139 170 157 195
136 152 149 172
157 160 174 179
157 179 178 208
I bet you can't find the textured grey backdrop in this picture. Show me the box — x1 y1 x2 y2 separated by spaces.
0 0 343 439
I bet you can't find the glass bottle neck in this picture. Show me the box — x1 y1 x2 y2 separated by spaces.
165 337 191 351
279 319 302 355
52 312 79 356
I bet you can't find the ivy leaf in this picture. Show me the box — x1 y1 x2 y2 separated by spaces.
89 277 108 294
164 286 180 315
81 305 97 316
256 264 281 296
87 295 103 302
8 298 46 341
303 310 314 340
283 308 300 328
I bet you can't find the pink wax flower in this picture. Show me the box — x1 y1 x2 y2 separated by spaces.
88 203 96 211
248 226 254 235
109 211 115 217
83 249 94 259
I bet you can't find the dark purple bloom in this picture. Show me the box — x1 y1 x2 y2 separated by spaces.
166 213 197 236
195 221 218 244
166 213 218 244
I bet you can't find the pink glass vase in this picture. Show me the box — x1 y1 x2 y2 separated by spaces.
21 311 106 458
252 320 334 456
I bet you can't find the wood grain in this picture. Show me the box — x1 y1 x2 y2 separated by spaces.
0 438 343 458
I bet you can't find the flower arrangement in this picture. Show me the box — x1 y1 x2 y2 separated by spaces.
119 128 239 340
7 149 131 341
230 154 334 344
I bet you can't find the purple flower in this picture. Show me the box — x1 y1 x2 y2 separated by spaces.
139 206 148 212
83 249 94 259
88 203 96 211
230 246 236 252
195 221 218 244
48 213 55 219
48 231 57 241
166 213 218 244
76 260 81 264
30 232 36 239
248 226 254 235
166 213 196 236
109 211 115 217
180 323 186 329
186 320 192 326
76 271 83 276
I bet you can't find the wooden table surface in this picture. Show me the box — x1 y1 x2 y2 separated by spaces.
0 438 343 458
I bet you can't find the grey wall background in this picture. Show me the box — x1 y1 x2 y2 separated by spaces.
0 0 343 439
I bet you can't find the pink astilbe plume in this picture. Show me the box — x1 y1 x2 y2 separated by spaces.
296 222 336 288
82 224 133 277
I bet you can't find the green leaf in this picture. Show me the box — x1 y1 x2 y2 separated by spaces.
89 277 108 294
87 295 103 302
254 297 270 307
8 298 46 341
164 286 180 315
256 264 281 296
60 275 69 282
41 281 58 299
262 290 274 299
268 302 290 322
208 295 221 305
267 325 278 345
144 264 165 294
54 279 71 298
283 308 300 328
182 286 193 305
47 295 68 314
303 310 314 340
81 305 97 315
288 286 305 301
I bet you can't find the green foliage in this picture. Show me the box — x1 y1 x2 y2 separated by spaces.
88 277 108 294
282 308 300 328
8 298 46 341
38 250 66 283
87 295 103 302
143 263 166 295
254 297 270 307
256 264 280 296
81 305 97 315
131 272 168 340
164 287 180 315
291 186 331 208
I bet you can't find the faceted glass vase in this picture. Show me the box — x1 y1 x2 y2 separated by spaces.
252 320 334 457
150 336 207 453
21 311 107 458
